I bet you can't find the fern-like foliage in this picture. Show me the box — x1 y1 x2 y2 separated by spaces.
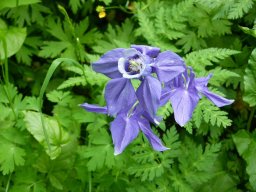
200 0 255 19
209 67 241 87
92 19 136 54
57 64 108 90
128 127 180 181
184 48 240 72
172 138 221 190
190 99 232 138
39 17 102 62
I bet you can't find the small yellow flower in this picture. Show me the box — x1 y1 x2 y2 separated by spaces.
96 6 106 19
98 11 106 19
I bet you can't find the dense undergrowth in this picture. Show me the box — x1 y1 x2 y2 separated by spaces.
0 0 256 191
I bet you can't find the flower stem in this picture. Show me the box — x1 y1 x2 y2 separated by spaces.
247 108 255 131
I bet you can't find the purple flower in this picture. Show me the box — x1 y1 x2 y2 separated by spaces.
81 103 169 155
110 105 169 155
92 45 186 121
161 68 234 126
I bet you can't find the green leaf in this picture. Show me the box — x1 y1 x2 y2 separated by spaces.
128 163 165 181
10 168 46 192
57 76 86 89
99 0 112 5
24 111 71 160
209 67 241 87
46 90 72 104
49 175 63 190
202 99 232 128
227 0 254 19
244 48 256 107
92 19 135 54
0 0 40 10
81 128 116 171
68 0 82 14
0 21 26 59
233 130 256 190
240 26 256 38
0 140 25 175
184 48 240 72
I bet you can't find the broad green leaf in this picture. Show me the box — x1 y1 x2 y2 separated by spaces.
244 49 256 106
0 20 26 59
233 130 256 190
0 0 40 10
24 111 70 159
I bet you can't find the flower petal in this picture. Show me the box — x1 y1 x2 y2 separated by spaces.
136 76 161 122
110 114 140 155
194 73 234 107
160 88 173 106
92 48 125 79
105 78 137 116
80 103 107 114
131 45 160 58
195 74 212 91
153 51 185 82
138 118 169 151
169 88 200 126
200 89 234 107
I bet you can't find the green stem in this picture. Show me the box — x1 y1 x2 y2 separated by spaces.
88 171 92 192
57 5 81 62
3 84 17 120
247 108 255 131
105 6 133 14
5 172 12 192
88 138 92 192
1 37 9 83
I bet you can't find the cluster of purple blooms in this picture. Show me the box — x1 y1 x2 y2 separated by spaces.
81 45 234 155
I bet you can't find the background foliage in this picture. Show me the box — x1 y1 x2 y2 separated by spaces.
0 0 256 191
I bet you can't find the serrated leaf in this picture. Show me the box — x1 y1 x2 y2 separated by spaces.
57 76 86 89
92 19 135 54
227 0 254 19
128 163 164 181
210 67 241 86
69 0 82 14
0 140 25 175
202 101 232 128
46 90 72 104
244 48 256 107
39 41 70 58
81 129 115 171
185 48 240 72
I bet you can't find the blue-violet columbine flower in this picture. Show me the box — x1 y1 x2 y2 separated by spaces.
81 45 187 155
160 67 234 126
92 45 186 122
